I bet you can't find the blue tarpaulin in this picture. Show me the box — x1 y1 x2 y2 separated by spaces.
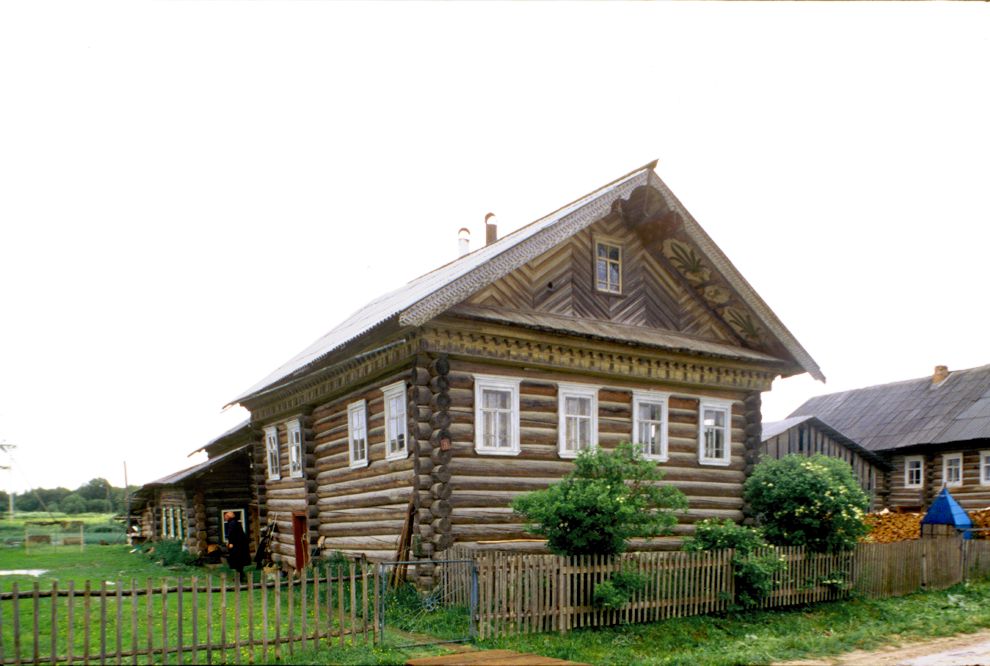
921 487 973 539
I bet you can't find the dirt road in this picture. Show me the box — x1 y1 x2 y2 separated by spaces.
779 629 990 665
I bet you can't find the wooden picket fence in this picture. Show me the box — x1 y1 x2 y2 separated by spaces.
454 537 990 640
0 560 377 665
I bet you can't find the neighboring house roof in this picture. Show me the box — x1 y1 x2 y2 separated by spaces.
788 364 990 453
232 162 824 405
135 446 249 498
761 415 890 469
188 419 252 458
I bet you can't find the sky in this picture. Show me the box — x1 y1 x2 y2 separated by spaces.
1 2 988 493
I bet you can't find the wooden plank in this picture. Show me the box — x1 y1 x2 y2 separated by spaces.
176 578 184 665
32 582 40 666
50 581 59 666
337 566 344 648
114 581 122 666
83 580 92 666
350 560 357 644
233 576 242 665
362 561 370 645
205 576 213 666
12 583 21 666
261 575 269 660
98 582 106 666
160 582 167 665
312 568 320 649
130 580 137 666
191 578 199 666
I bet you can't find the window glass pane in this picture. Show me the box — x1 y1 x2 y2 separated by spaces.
639 403 661 422
609 246 619 261
566 396 590 417
483 389 509 410
497 411 510 448
597 243 607 258
609 263 619 287
597 260 607 283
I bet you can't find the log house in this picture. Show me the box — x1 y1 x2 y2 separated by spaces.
228 162 823 580
789 364 990 512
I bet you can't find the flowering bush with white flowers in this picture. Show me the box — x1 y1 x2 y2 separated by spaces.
512 442 688 556
744 454 869 553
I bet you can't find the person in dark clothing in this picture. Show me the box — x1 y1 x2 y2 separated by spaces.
224 511 250 583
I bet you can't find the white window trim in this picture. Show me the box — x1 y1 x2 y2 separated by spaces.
942 452 963 488
286 418 304 479
473 374 522 456
264 425 281 481
382 380 409 462
981 450 990 486
698 399 733 466
557 382 599 459
348 400 370 469
632 390 670 462
904 455 924 488
593 234 623 295
220 508 247 544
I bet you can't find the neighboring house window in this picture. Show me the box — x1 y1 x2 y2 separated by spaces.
474 374 521 455
982 451 990 486
558 383 598 458
699 400 732 466
943 452 963 488
632 390 669 462
287 418 304 478
264 425 280 481
348 400 369 468
594 237 622 294
905 456 924 488
220 508 247 544
382 381 408 461
161 506 184 539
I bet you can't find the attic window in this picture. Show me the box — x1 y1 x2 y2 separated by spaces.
594 238 622 294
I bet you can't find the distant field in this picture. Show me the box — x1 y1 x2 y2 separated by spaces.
0 512 126 547
0 544 204 587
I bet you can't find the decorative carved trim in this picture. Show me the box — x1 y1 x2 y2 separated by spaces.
399 171 651 327
420 326 777 392
248 337 420 422
647 171 824 382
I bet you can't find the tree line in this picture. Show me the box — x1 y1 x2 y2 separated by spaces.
0 478 139 515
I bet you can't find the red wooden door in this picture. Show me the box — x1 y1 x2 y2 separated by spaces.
292 513 308 570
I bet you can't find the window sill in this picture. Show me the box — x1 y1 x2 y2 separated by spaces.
475 447 521 457
385 450 409 462
349 458 371 470
643 454 669 463
698 458 731 467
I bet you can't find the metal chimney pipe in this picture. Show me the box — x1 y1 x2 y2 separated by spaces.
485 213 498 246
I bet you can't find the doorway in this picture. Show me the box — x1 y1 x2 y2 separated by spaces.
292 512 309 570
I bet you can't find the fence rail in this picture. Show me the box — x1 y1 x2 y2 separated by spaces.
4 538 990 662
454 537 990 640
0 560 377 665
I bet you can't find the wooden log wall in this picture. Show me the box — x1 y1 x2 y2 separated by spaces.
261 414 317 569
759 421 888 510
198 454 255 554
446 360 749 552
310 368 416 563
158 488 194 551
887 446 990 512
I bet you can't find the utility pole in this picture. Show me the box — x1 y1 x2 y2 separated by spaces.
0 441 16 520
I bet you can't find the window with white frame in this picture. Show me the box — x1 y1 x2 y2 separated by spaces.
348 400 369 468
982 451 990 486
287 418 304 478
594 238 622 294
558 383 598 458
264 425 280 481
161 506 185 539
905 456 924 488
220 508 247 544
382 381 408 461
698 400 732 466
632 390 669 462
474 375 521 455
943 452 963 487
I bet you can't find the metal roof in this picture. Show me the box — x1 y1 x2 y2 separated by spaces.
789 364 990 452
761 414 890 469
138 445 249 492
231 162 824 406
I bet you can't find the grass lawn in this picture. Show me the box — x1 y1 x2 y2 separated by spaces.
0 544 203 588
473 579 990 665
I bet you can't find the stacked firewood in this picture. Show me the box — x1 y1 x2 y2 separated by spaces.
970 508 990 538
862 510 921 543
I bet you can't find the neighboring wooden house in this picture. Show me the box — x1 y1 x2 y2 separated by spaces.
228 161 823 581
789 364 990 512
760 416 891 510
132 421 257 556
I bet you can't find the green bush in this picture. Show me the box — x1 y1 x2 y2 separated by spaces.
684 518 785 608
60 494 87 514
744 454 869 553
592 567 649 611
512 442 688 556
146 539 196 567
